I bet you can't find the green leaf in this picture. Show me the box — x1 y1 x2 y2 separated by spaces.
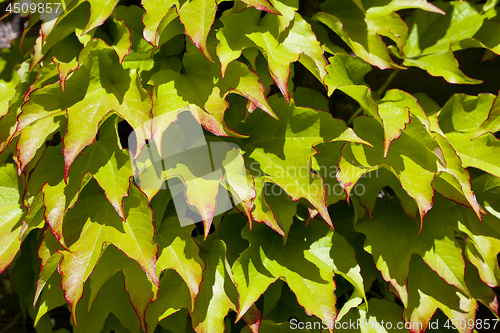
312 142 346 207
437 93 495 134
146 269 192 333
155 216 205 310
324 54 378 120
251 179 297 237
458 174 500 288
280 13 328 83
446 131 500 179
191 237 237 333
355 166 418 220
473 91 500 139
34 230 63 308
356 196 470 308
453 20 500 56
405 256 477 333
338 116 440 224
433 133 484 219
241 0 280 14
377 89 440 158
316 0 441 70
19 49 152 179
86 244 158 332
403 49 482 85
0 163 24 273
142 0 180 46
16 115 65 174
243 96 370 230
85 0 120 33
0 47 20 119
339 298 405 333
30 1 89 70
403 0 484 57
270 0 299 33
58 184 158 323
149 39 275 142
216 7 300 101
73 272 141 333
232 219 337 331
26 117 134 248
178 0 217 61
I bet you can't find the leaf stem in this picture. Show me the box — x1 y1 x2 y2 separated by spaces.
347 70 400 126
376 70 400 96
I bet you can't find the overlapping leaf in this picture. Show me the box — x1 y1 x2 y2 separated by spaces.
149 38 275 146
0 163 24 273
242 95 371 231
216 6 324 101
324 53 378 120
436 94 500 179
58 183 158 323
402 0 485 84
315 0 443 70
19 49 152 179
26 117 134 248
356 196 470 307
338 116 440 224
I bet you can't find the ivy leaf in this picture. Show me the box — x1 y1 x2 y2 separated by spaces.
403 49 482 85
316 0 441 70
458 174 500 288
142 0 179 46
85 0 121 33
324 54 379 120
191 237 237 333
355 196 470 307
340 298 405 333
312 142 347 207
251 178 297 237
26 117 133 248
155 216 205 311
149 40 275 144
280 13 328 83
243 96 370 230
16 114 65 175
30 1 89 70
433 133 484 219
0 163 24 274
216 7 300 101
473 91 500 139
403 0 484 57
453 20 500 57
34 230 63 308
59 184 158 324
241 0 280 14
405 256 477 333
446 132 500 179
338 116 440 225
73 272 141 333
437 93 496 134
19 50 152 179
232 219 337 331
178 0 217 61
270 0 298 33
146 269 192 333
377 89 443 159
85 244 158 332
